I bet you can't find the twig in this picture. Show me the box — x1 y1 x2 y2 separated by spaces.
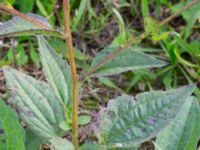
160 0 200 26
0 4 50 29
63 0 79 150
79 0 200 81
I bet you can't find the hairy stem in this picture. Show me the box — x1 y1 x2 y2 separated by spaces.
0 4 65 38
0 4 50 29
80 0 200 80
63 0 79 149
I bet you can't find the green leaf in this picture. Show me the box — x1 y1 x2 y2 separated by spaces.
78 115 92 125
94 85 195 148
80 142 106 150
25 128 43 150
3 67 66 140
91 46 167 76
37 36 72 107
30 43 41 68
50 137 74 150
59 121 71 131
172 0 200 39
0 13 62 38
19 0 35 13
48 38 90 61
16 45 28 66
155 96 200 150
0 99 25 150
141 0 149 17
36 0 48 17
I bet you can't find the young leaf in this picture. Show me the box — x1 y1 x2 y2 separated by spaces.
37 36 72 107
78 115 92 125
3 67 66 140
155 96 200 150
144 17 160 36
0 99 25 150
0 13 62 38
94 85 195 148
50 137 74 150
91 46 167 76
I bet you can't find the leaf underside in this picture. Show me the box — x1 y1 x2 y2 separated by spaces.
94 85 195 148
155 96 200 150
0 99 25 150
0 13 62 38
91 46 167 76
3 67 66 140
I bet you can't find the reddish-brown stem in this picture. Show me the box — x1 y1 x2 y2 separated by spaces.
63 0 79 150
160 0 200 26
80 0 200 81
0 4 50 29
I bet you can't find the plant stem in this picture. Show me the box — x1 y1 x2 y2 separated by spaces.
0 4 50 29
160 0 200 26
63 0 79 150
0 4 65 38
80 0 200 80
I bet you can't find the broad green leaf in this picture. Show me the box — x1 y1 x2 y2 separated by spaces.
94 85 195 148
155 96 200 150
0 99 25 150
0 13 62 38
50 137 74 150
37 36 72 107
91 46 167 76
3 67 66 140
25 128 43 150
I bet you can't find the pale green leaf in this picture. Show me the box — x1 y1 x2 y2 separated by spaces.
91 46 167 76
80 142 106 150
78 115 92 125
155 96 200 150
50 137 74 150
3 67 66 140
37 36 72 107
0 13 62 38
0 99 25 150
94 85 195 148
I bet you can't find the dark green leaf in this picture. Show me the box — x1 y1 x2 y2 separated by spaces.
0 99 25 150
25 128 43 150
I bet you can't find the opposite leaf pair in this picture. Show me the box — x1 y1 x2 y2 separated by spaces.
2 36 73 149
